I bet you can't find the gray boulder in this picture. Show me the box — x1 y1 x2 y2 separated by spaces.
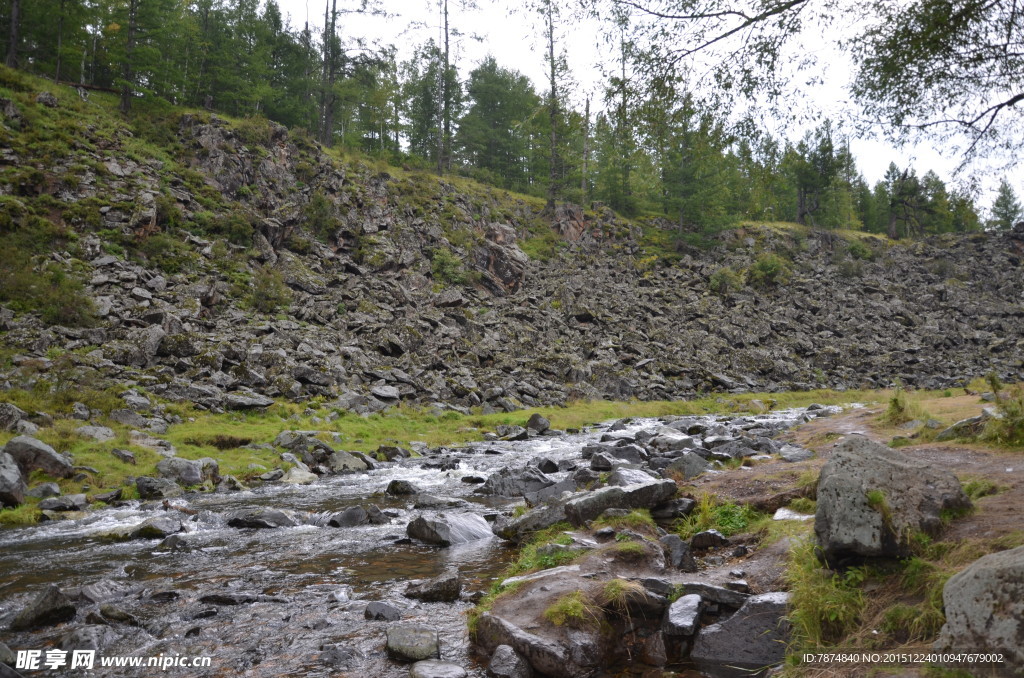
9 585 76 630
3 436 73 478
38 494 87 511
75 425 115 442
659 534 697 571
493 502 568 543
130 516 183 539
487 645 533 678
563 480 677 526
934 545 1024 672
663 594 703 636
606 468 656 486
224 392 275 410
690 592 790 668
407 513 493 546
156 458 204 486
0 452 27 507
476 612 600 678
0 403 26 431
26 482 60 499
405 568 461 602
328 506 372 527
227 508 301 529
663 452 709 480
327 450 368 473
410 661 467 678
364 601 401 621
387 479 419 495
779 444 814 462
385 625 440 661
526 413 550 434
135 476 183 499
478 466 554 497
815 436 970 563
281 467 317 484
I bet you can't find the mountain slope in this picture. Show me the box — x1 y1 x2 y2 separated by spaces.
1 68 1023 417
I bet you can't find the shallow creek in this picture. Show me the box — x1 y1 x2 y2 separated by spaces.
0 408 828 677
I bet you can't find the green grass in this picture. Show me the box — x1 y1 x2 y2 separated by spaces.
785 537 866 649
596 578 646 615
592 509 657 534
542 590 601 629
676 494 764 538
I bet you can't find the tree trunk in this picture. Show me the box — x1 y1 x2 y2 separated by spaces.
544 0 559 213
5 0 20 68
55 0 65 81
581 96 590 201
120 0 138 114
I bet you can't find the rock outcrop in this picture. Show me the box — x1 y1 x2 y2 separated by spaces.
935 545 1024 672
815 436 971 563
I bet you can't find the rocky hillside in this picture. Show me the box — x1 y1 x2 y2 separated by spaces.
2 71 1023 415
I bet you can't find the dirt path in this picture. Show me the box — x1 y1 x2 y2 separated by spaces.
684 403 1024 544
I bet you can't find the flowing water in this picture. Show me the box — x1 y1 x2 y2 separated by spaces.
0 408 831 677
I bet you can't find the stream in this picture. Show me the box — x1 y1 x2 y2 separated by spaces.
0 407 832 677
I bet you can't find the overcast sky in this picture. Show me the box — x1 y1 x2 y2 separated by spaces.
275 0 1012 205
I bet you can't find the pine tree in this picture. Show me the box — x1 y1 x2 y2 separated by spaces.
989 179 1022 231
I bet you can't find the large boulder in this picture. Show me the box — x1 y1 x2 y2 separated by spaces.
407 513 493 546
478 467 555 497
690 592 790 669
3 436 73 478
0 452 27 507
934 545 1024 672
9 585 76 630
563 480 677 526
156 457 204 486
493 503 569 543
405 568 461 602
475 612 601 678
227 508 301 529
385 625 440 661
326 450 368 473
815 436 970 563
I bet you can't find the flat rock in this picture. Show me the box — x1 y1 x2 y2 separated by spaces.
411 661 467 678
385 625 440 662
75 425 115 442
224 392 275 410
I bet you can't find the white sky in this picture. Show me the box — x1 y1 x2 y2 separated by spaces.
276 0 1016 208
